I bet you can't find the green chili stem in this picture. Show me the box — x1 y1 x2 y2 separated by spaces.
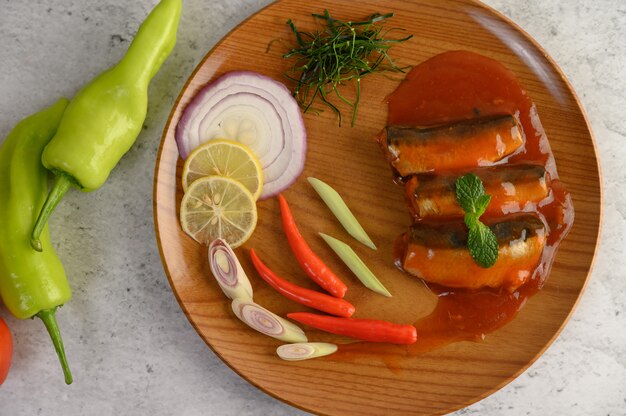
31 173 73 251
36 308 73 385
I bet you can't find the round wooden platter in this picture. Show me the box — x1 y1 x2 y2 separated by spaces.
153 0 602 415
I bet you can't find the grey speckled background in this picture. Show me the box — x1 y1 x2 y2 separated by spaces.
0 1 624 415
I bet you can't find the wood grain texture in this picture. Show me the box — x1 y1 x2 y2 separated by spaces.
153 1 602 415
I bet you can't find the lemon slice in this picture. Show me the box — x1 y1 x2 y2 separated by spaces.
182 139 263 200
180 176 257 248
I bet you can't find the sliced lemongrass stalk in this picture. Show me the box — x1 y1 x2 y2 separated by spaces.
307 177 376 250
276 342 338 361
319 233 392 297
231 299 307 343
208 239 253 300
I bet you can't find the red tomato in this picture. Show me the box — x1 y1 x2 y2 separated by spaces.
0 317 12 384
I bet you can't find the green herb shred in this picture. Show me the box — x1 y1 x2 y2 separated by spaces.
282 10 412 127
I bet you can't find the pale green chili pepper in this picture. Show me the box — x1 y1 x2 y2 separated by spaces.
308 177 376 250
319 233 391 297
30 0 182 251
0 99 73 384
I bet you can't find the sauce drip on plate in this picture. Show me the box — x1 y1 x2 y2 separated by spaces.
387 51 574 350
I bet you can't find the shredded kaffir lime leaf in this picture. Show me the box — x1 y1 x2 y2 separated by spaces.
455 173 499 268
281 10 412 127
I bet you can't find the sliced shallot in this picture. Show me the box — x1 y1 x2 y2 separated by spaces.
231 299 307 343
276 342 337 361
208 239 253 300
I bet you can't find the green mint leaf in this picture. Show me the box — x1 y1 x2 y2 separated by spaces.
475 194 492 217
456 173 498 268
467 222 499 268
455 173 485 213
464 212 479 229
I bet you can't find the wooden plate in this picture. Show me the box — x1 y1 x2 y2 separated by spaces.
153 0 602 414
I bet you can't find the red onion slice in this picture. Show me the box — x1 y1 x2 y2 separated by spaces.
231 299 307 343
196 93 281 168
208 239 253 300
176 71 306 199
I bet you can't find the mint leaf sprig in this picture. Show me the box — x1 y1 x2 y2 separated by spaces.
455 174 498 268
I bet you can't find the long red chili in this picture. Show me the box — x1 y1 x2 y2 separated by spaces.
287 312 418 345
278 194 347 298
250 249 355 318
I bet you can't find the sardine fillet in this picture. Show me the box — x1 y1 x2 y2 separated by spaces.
379 115 524 176
405 164 550 220
401 215 546 291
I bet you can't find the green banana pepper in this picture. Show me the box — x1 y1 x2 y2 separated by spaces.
0 98 73 384
31 0 182 250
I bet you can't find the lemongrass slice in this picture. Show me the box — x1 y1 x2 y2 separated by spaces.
276 342 337 361
319 233 392 297
307 177 376 250
208 239 253 300
231 299 307 343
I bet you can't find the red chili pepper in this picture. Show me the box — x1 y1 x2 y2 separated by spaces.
278 194 347 298
287 312 418 345
250 249 355 318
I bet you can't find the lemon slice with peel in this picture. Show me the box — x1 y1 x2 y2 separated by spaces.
180 176 257 248
182 139 263 200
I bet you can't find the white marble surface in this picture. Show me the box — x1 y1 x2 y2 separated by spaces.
0 1 623 415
